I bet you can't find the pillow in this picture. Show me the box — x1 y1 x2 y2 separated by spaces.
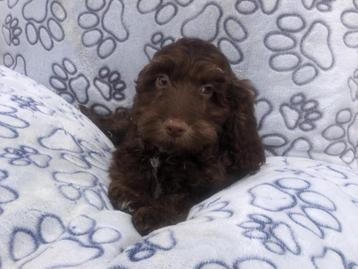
0 0 357 169
1 66 358 269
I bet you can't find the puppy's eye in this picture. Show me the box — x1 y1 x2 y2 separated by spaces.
156 74 170 88
200 84 214 97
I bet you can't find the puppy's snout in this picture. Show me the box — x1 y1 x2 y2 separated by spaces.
164 119 188 138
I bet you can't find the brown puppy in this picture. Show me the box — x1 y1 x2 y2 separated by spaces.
81 38 265 235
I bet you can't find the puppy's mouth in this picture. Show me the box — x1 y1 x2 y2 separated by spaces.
137 116 218 154
155 136 197 154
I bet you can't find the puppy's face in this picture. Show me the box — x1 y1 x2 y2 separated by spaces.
133 39 238 154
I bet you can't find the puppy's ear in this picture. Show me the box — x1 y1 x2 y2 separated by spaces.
135 63 151 92
220 78 265 174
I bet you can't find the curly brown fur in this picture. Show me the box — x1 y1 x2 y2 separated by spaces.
82 38 265 235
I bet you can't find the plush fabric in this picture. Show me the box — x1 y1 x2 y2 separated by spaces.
0 1 357 169
1 66 358 269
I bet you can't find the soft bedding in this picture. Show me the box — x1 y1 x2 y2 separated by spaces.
1 0 358 169
1 66 358 269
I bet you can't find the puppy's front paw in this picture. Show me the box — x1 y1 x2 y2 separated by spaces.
108 189 145 214
132 206 169 235
110 195 139 214
117 200 136 213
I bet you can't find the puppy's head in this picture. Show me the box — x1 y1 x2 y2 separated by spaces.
133 38 264 171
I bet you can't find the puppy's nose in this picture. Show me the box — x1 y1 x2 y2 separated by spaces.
164 119 188 138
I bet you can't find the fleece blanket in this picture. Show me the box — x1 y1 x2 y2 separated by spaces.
1 0 358 170
1 67 358 268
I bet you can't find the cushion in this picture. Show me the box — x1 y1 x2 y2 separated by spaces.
1 1 357 169
1 66 358 268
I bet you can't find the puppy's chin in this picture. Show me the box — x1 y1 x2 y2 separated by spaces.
148 132 216 155
155 138 204 155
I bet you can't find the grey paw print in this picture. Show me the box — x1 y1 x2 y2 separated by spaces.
312 247 357 269
94 67 126 101
235 0 281 15
10 94 55 115
195 257 277 269
53 171 109 210
3 52 27 75
49 58 90 104
188 197 233 222
39 128 111 171
23 0 66 50
181 3 248 64
265 15 334 85
2 0 20 8
0 169 18 216
137 0 194 25
144 32 175 60
9 213 122 267
2 14 22 46
262 131 315 158
0 145 51 168
348 68 358 102
280 93 322 131
322 108 358 165
127 230 176 262
249 177 340 239
341 4 358 49
239 214 300 255
301 0 336 12
78 0 129 59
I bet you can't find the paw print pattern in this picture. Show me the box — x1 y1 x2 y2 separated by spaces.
265 15 334 85
312 247 357 269
137 0 194 25
256 91 316 158
144 32 175 60
8 213 122 267
239 214 301 255
39 128 110 171
280 93 322 131
235 0 281 15
53 171 109 210
22 0 67 50
343 182 358 206
348 68 358 102
254 81 273 130
322 109 358 165
195 257 277 269
2 0 20 8
188 197 233 222
341 5 358 50
0 169 18 216
10 95 55 115
262 134 314 159
2 14 22 46
49 58 90 104
2 52 27 75
94 67 126 101
301 0 336 12
0 104 29 139
249 177 340 239
126 230 176 262
275 161 358 188
78 0 129 59
0 145 52 168
181 3 247 64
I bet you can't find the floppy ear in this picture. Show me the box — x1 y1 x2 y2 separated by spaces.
220 78 265 174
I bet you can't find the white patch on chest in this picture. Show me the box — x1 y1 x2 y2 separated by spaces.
150 157 162 199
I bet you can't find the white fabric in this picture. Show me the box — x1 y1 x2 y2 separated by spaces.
1 1 358 169
1 66 357 269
